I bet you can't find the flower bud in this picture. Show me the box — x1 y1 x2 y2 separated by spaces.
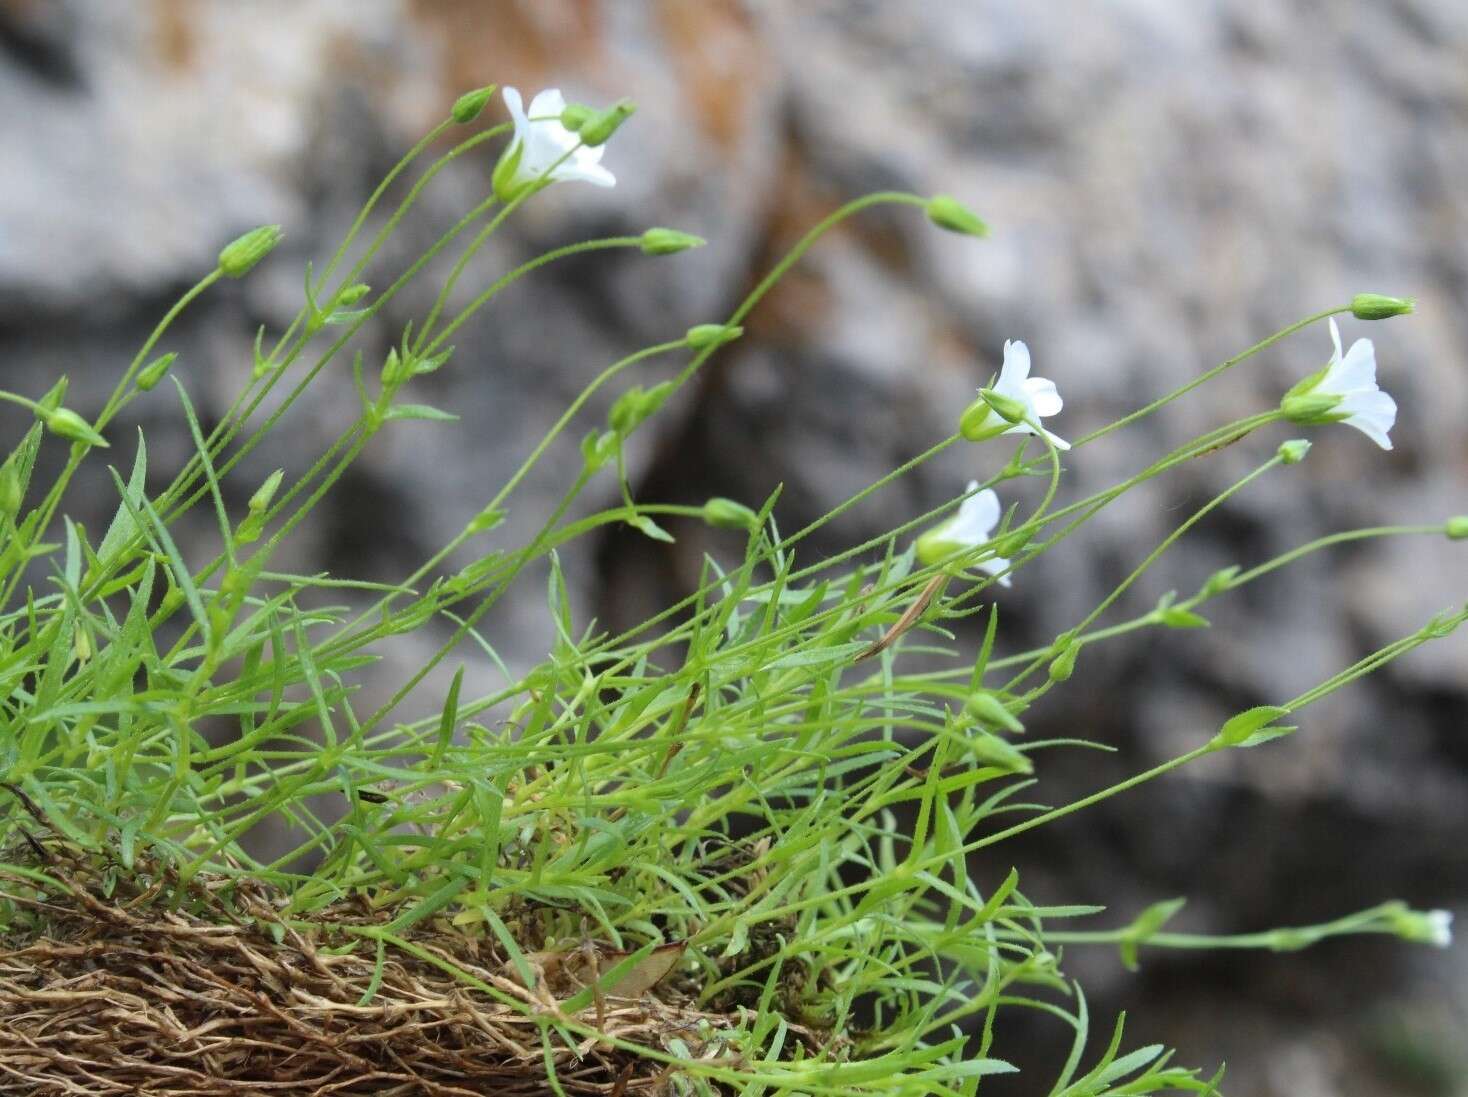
450 84 497 124
217 225 284 278
559 103 595 131
1387 906 1453 948
44 408 108 448
1048 638 1080 682
578 99 635 147
249 469 284 514
1277 439 1312 465
336 282 371 307
1447 516 1468 541
0 462 22 518
686 323 743 350
968 731 1032 774
136 352 177 392
1157 605 1210 629
1280 393 1341 425
966 691 1024 733
925 195 990 238
382 348 407 386
609 381 674 435
1349 293 1415 321
160 585 186 616
977 387 1029 425
466 505 505 534
581 429 619 474
989 526 1032 559
1200 565 1241 598
702 497 759 532
641 228 706 256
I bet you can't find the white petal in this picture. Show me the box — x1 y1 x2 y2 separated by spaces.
558 160 617 187
527 88 567 119
956 486 1001 539
1040 425 1072 451
503 86 527 124
1000 340 1031 384
1327 317 1343 363
1002 421 1071 451
1322 337 1377 394
1428 910 1454 948
978 555 1013 587
1337 388 1397 450
1023 376 1064 418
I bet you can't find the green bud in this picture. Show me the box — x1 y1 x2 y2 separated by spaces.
1200 565 1241 598
466 505 505 534
1446 516 1468 541
958 397 1007 442
1280 392 1342 425
492 139 527 203
687 323 743 350
1157 605 1210 629
217 225 284 278
1350 293 1415 321
1277 439 1312 465
559 103 595 131
578 99 635 146
1210 705 1295 751
382 348 406 386
415 347 455 375
609 381 675 435
336 282 371 307
136 352 177 392
640 228 706 256
702 497 759 532
978 387 1029 425
450 84 497 124
968 731 1032 774
989 526 1032 559
235 513 264 545
925 194 990 238
581 429 619 474
249 469 284 514
0 462 22 518
1048 639 1080 682
44 408 108 448
966 691 1024 734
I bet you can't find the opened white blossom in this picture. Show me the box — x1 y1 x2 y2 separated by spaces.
914 482 1012 584
965 340 1070 450
498 87 616 194
1292 319 1397 450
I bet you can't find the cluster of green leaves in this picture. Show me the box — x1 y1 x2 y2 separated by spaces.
1 85 1461 1096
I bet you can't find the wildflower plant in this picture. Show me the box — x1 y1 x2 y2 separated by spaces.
0 81 1460 1096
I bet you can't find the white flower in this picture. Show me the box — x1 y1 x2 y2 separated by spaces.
1426 909 1454 948
499 87 616 193
1315 319 1397 450
970 340 1070 451
915 481 1012 584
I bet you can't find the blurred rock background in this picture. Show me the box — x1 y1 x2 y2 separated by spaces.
2 1 1466 1092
